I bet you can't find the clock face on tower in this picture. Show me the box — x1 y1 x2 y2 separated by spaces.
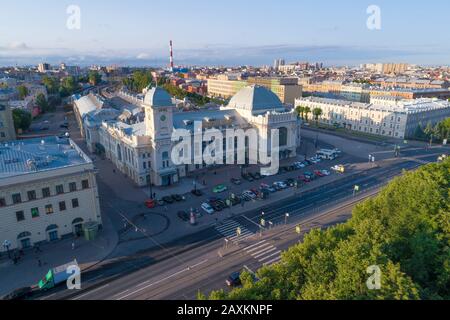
160 115 167 122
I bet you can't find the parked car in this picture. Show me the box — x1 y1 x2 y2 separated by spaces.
314 170 326 177
260 183 276 193
213 184 228 193
230 178 242 185
201 203 215 215
285 178 296 187
157 199 165 206
320 169 331 176
144 199 156 209
242 173 254 182
162 196 174 204
299 175 312 183
191 189 203 197
253 172 262 180
171 194 183 202
273 181 288 189
226 272 242 287
177 211 190 222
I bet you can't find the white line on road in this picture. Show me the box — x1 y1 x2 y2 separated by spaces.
243 240 266 251
72 284 110 300
263 256 282 266
253 247 278 259
258 251 281 262
246 243 273 255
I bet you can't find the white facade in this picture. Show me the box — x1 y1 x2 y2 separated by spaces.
295 96 450 139
0 137 101 251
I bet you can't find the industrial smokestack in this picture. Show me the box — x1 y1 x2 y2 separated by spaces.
170 40 174 70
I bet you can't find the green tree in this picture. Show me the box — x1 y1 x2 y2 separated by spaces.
88 71 102 86
295 106 305 120
60 76 79 97
12 109 32 132
205 158 450 300
312 107 323 125
36 93 50 113
17 85 29 99
42 76 59 94
304 107 311 122
123 70 153 93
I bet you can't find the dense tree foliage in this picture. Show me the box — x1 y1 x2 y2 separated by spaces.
17 85 29 99
206 159 450 300
12 109 32 132
88 70 102 86
414 119 450 142
162 83 213 106
122 70 153 93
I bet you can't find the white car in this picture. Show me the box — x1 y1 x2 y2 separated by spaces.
242 190 257 199
320 170 331 176
201 203 215 215
274 181 288 189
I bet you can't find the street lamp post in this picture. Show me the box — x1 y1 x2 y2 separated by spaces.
285 213 290 225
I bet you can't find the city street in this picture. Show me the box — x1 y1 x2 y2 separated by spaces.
33 143 447 300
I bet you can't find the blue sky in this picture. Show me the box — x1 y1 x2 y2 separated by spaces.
1 0 449 66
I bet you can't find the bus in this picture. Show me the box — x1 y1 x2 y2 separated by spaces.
316 149 339 160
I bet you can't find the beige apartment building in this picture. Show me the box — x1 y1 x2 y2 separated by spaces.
0 103 16 142
295 96 450 139
0 137 102 251
208 77 302 105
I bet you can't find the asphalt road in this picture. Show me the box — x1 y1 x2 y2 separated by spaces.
35 145 447 301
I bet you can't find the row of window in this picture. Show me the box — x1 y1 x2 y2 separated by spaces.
0 180 89 207
15 198 80 222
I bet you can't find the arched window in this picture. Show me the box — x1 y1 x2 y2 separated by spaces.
46 224 59 232
17 231 31 239
279 127 288 147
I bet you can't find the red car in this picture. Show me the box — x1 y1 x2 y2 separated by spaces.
145 199 156 209
314 170 326 177
299 175 311 183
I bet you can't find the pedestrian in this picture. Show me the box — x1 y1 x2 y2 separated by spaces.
38 259 42 267
71 242 75 250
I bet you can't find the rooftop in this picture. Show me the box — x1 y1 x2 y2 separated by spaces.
227 85 285 114
0 137 92 179
144 87 173 107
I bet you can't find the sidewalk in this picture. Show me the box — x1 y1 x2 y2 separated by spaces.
0 210 118 296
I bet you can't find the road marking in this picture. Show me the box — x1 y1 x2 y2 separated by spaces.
116 268 189 300
253 247 278 259
263 256 282 266
190 259 208 269
243 240 266 251
115 259 209 300
246 243 273 254
258 250 281 262
72 284 109 300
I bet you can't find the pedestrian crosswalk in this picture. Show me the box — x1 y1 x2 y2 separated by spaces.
215 219 254 243
243 240 282 266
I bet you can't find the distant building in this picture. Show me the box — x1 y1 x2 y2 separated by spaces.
362 63 409 74
208 77 303 105
38 63 50 73
295 96 450 139
0 103 16 141
0 137 102 251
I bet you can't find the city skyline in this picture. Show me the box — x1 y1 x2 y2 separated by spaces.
1 0 450 67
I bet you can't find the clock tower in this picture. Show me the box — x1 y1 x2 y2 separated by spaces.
143 87 177 186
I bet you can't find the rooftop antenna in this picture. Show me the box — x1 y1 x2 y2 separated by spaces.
170 40 174 71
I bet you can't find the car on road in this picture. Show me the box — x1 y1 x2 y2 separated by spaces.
242 190 257 199
201 203 215 215
229 196 241 206
162 196 174 204
331 165 345 173
213 184 228 193
285 178 296 187
226 272 242 287
191 189 203 197
273 181 288 190
177 211 190 222
242 173 254 182
171 194 183 202
230 178 242 185
299 175 312 183
294 162 306 169
260 183 276 193
314 170 326 177
144 199 156 209
320 169 331 176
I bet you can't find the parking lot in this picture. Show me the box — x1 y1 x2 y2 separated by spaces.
150 149 347 224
